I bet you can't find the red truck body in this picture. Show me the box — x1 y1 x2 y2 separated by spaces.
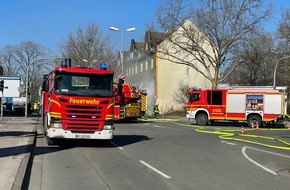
41 62 114 144
113 78 147 120
186 86 287 127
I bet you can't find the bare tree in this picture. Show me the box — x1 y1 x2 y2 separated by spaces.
226 31 276 86
277 8 290 52
155 0 272 88
59 23 117 70
276 8 290 90
172 80 191 112
0 41 54 104
0 45 21 76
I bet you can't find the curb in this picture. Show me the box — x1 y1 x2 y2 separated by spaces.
11 125 37 190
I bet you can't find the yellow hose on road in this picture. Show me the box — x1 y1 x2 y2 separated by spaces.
170 121 290 151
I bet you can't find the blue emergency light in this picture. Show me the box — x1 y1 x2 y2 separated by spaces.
61 59 72 67
100 63 107 70
61 61 67 67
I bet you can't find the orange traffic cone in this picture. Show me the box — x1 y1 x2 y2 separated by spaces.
256 123 259 131
241 126 245 135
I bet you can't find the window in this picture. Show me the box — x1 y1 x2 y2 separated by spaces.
189 93 200 102
140 63 143 72
135 65 137 74
145 61 148 70
151 58 154 68
54 73 113 97
207 90 222 105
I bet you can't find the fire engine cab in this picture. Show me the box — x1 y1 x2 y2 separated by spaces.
41 59 115 145
186 86 287 127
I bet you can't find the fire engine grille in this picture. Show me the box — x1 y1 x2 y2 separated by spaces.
64 104 105 132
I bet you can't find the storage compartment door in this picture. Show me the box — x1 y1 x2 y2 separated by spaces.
227 94 245 113
264 94 282 114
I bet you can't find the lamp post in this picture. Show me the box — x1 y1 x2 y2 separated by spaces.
109 26 136 75
25 58 63 118
273 55 290 89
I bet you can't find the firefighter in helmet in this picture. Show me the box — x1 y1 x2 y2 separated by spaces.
154 102 159 118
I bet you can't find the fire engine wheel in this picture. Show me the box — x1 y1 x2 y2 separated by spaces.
247 115 262 128
196 113 208 126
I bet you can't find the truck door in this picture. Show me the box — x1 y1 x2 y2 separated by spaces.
207 90 226 120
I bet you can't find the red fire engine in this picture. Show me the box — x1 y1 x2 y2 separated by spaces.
41 60 115 145
186 86 287 127
113 77 147 120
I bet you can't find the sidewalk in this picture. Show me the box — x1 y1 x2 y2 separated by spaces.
0 117 39 190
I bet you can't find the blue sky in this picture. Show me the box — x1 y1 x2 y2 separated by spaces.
0 0 289 54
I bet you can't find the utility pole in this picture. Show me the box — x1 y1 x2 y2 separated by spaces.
0 79 4 121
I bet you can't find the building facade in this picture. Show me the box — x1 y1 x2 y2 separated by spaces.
123 20 214 116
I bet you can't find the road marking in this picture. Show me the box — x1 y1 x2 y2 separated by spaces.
221 141 237 145
139 160 171 179
153 124 161 128
110 142 124 150
246 146 290 158
241 146 277 175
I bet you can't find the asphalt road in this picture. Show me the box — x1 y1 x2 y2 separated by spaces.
27 120 290 190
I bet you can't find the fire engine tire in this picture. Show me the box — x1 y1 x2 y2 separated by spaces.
208 120 215 126
196 113 208 126
247 115 262 128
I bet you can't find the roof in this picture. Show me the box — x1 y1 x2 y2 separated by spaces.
145 31 169 50
130 39 145 52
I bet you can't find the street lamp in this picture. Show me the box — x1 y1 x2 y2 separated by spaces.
273 55 290 89
25 58 63 118
109 26 136 75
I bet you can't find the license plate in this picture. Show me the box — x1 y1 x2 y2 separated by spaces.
75 135 91 139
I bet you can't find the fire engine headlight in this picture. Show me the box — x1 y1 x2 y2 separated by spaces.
104 125 113 130
50 121 62 129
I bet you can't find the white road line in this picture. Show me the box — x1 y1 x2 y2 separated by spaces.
153 124 161 128
110 142 124 150
139 160 171 179
221 141 237 145
246 146 290 158
241 146 277 175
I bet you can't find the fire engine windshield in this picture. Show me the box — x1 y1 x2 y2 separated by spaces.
188 93 200 102
54 73 113 97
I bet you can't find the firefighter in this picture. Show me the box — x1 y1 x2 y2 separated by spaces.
154 102 159 118
33 102 40 114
